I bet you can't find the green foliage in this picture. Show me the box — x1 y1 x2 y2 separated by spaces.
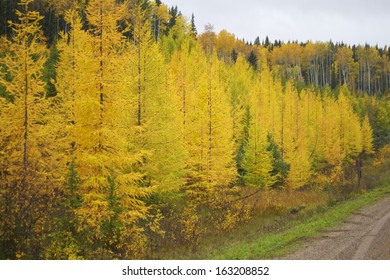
254 36 260 46
240 107 275 189
267 133 290 187
190 13 197 37
236 106 251 182
247 50 258 71
352 95 390 149
43 160 83 260
43 40 59 98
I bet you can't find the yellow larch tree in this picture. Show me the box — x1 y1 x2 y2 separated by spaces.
127 1 186 193
0 0 64 258
185 50 237 193
227 55 253 180
317 87 366 184
168 41 208 246
338 87 363 161
301 87 327 186
257 48 290 187
179 46 238 243
264 72 289 186
205 53 237 191
51 4 96 259
241 77 275 189
180 44 209 192
321 94 343 167
55 0 150 259
282 82 312 189
361 114 374 155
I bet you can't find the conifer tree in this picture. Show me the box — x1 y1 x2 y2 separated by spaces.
361 114 374 155
56 0 150 258
321 94 343 167
0 0 63 258
241 104 275 188
190 13 197 37
178 45 236 195
238 60 276 188
266 133 290 186
127 2 186 193
204 53 237 191
247 50 258 71
338 87 363 161
281 82 312 188
228 56 253 179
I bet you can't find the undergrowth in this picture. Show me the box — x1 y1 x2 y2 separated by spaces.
155 147 390 260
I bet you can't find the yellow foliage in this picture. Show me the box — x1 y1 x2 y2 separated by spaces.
0 0 64 257
181 206 204 247
216 209 241 231
55 0 150 257
373 144 390 166
361 114 374 155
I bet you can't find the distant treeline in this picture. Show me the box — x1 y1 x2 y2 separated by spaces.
1 0 390 96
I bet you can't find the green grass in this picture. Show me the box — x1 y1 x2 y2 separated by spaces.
212 177 390 260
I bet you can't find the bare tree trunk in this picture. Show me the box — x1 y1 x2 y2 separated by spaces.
207 62 213 186
23 47 29 189
137 25 142 126
99 7 105 150
356 156 362 192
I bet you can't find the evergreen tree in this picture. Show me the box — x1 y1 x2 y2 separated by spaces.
228 56 253 175
266 133 290 187
264 36 270 48
247 50 258 71
254 36 260 46
190 13 197 37
168 5 178 30
43 41 59 98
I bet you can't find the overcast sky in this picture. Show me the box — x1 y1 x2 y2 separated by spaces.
162 0 389 47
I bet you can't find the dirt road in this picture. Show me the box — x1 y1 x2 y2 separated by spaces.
285 196 390 260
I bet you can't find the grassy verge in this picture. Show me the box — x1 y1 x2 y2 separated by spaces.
212 177 390 260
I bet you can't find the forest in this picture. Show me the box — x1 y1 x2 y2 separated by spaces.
0 0 389 259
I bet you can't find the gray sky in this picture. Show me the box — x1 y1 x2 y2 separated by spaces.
162 0 389 47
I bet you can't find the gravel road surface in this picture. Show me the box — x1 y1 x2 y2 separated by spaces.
284 196 390 259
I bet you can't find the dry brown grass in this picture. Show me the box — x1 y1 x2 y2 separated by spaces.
240 187 329 217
